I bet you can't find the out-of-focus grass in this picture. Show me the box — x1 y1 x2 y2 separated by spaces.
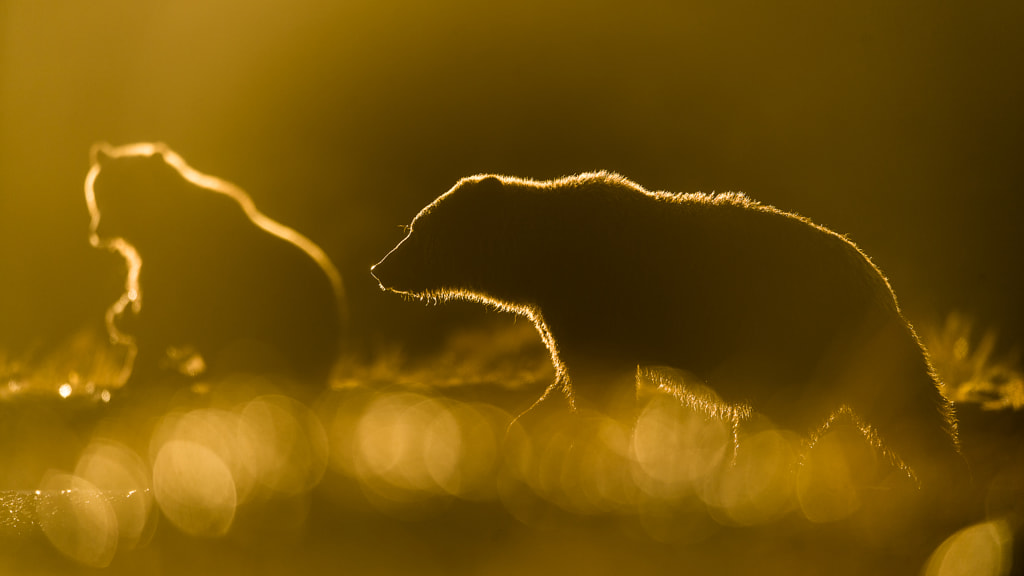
923 311 1024 410
0 326 128 403
0 315 1020 574
334 322 554 392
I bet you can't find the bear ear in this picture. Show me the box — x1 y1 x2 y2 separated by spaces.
90 142 114 165
473 175 504 192
151 142 170 159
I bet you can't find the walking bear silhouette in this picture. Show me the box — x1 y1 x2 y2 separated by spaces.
86 142 344 386
372 171 961 487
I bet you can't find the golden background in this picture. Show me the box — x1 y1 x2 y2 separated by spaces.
0 1 1022 574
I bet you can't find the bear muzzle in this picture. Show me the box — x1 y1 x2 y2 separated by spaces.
373 232 443 298
371 237 413 293
369 259 390 291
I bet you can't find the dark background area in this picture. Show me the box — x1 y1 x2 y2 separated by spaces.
1 0 1022 363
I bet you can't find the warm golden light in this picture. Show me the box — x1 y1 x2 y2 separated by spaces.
924 519 1014 576
236 394 329 496
36 472 120 568
354 393 457 496
152 440 237 538
0 357 1020 573
924 312 1024 410
632 394 730 498
151 407 256 503
796 423 876 523
1 2 1020 574
73 439 153 550
701 429 799 526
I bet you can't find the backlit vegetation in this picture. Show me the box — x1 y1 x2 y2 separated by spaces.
923 312 1024 410
0 316 1020 573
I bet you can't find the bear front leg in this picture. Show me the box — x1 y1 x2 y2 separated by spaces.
557 350 642 422
506 368 572 432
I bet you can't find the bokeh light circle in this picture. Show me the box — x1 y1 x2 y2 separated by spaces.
36 472 119 568
152 440 237 537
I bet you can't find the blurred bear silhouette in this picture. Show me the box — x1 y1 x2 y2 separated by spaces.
86 142 344 386
372 171 961 487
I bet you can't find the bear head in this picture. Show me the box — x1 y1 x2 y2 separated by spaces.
372 171 634 312
86 142 209 252
372 174 547 309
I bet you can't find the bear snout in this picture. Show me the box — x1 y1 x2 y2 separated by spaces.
373 232 438 297
369 260 389 290
371 238 410 292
